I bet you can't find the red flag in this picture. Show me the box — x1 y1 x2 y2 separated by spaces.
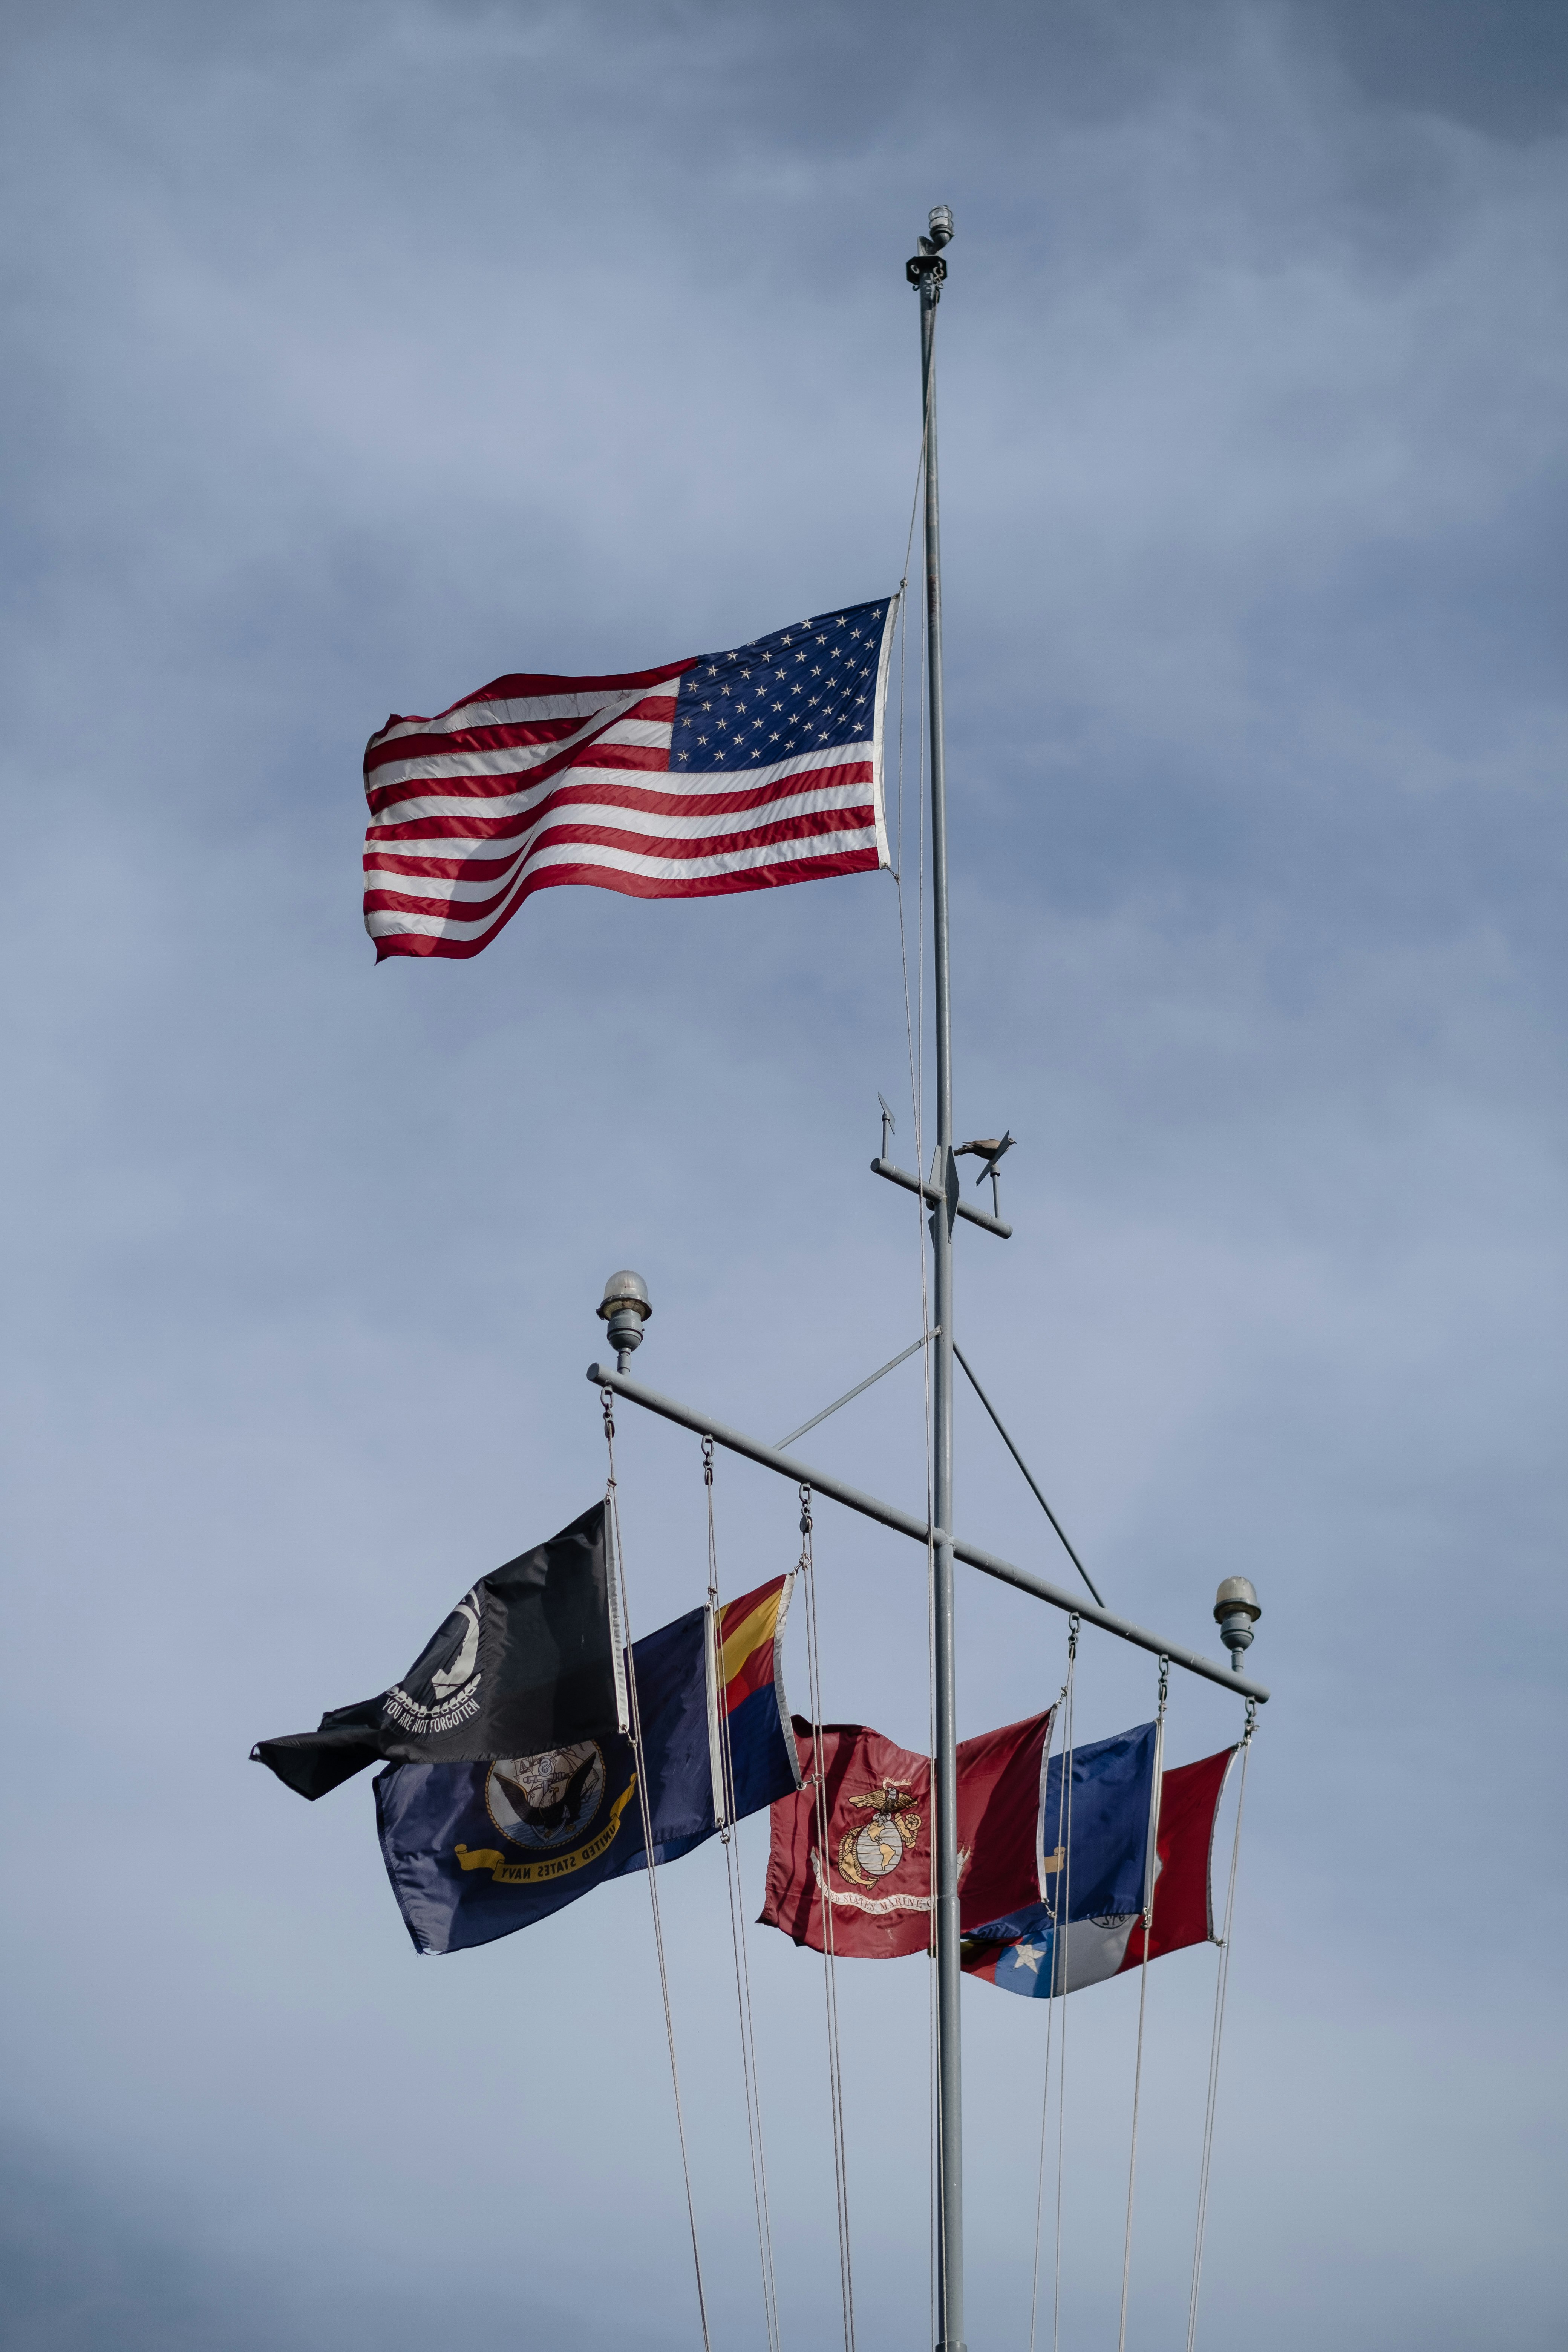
960 1744 1236 1997
758 1709 1054 1959
760 1722 930 1958
956 1710 1062 1931
1123 1746 1233 1967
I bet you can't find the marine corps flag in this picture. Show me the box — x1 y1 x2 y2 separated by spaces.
253 1502 625 1800
758 1709 1058 1958
377 1576 799 1955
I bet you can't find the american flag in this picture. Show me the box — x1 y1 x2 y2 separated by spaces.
362 596 897 961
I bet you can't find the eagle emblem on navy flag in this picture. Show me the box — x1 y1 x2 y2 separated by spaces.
484 1743 607 1850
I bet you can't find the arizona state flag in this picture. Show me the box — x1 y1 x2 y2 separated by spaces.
377 1576 799 1955
253 1503 623 1799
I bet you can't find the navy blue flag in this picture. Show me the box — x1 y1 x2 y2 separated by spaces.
377 1575 799 1955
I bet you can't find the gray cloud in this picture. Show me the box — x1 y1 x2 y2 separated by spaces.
0 2130 652 2351
2 3 1565 2347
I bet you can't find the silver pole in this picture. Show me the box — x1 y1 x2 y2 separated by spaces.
911 203 963 2352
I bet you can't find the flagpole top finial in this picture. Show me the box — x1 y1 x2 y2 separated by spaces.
598 1271 651 1371
1214 1576 1260 1671
907 207 953 292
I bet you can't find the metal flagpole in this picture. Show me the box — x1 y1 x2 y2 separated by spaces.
585 205 1267 2352
908 200 963 2352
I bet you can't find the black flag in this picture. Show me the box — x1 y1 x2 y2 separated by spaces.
253 1502 625 1800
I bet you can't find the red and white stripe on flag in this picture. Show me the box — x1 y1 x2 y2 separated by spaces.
362 596 899 961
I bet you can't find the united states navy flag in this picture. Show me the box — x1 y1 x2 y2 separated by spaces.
377 1575 799 1955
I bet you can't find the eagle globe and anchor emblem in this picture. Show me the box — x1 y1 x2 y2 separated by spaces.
838 1780 922 1889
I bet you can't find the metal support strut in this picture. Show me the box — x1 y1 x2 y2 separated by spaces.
584 1362 1269 1705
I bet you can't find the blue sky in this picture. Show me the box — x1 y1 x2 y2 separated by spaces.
3 4 1565 2347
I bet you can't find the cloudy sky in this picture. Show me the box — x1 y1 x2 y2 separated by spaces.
3 2 1565 2346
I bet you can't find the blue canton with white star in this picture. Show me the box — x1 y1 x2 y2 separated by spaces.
671 599 889 772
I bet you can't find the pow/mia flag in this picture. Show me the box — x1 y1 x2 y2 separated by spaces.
253 1502 625 1800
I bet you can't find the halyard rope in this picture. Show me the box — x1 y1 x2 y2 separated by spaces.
799 1486 857 2352
1051 1617 1079 2352
890 425 922 883
704 1438 783 2352
1115 1656 1170 2352
1027 1619 1076 2352
600 1392 713 2352
1184 1700 1257 2352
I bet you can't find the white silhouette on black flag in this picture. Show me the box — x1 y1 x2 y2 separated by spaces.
253 1501 626 1799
